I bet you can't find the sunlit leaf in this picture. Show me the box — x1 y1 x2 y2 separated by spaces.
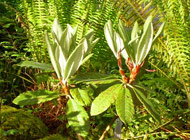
52 18 63 41
116 87 134 124
18 61 52 71
104 20 118 58
131 21 140 42
70 88 91 106
45 31 61 78
78 88 91 106
118 19 131 45
114 32 127 59
135 19 153 64
70 88 85 106
70 72 120 85
13 90 60 106
63 44 84 84
91 84 122 116
66 97 90 137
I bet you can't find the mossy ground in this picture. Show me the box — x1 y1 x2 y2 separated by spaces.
0 105 49 140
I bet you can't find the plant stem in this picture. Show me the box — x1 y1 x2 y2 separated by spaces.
99 115 118 140
118 51 128 83
77 134 84 140
59 79 70 95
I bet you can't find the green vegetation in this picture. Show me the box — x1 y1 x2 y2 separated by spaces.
0 106 48 140
38 134 66 140
0 0 190 139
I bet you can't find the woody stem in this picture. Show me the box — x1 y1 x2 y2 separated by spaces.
117 51 128 83
59 79 70 95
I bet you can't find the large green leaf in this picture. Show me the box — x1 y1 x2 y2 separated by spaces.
66 97 90 137
63 43 84 84
13 90 60 106
78 88 91 106
56 44 67 77
90 84 122 116
132 86 160 123
70 88 91 106
135 17 153 64
131 21 140 42
45 31 61 78
52 18 63 42
116 87 134 124
59 24 75 59
118 19 131 45
18 61 52 71
114 32 128 59
70 72 120 85
104 20 118 58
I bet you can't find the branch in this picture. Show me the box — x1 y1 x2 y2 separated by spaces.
99 115 118 140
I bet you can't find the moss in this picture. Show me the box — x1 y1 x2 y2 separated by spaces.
0 105 49 140
39 134 67 140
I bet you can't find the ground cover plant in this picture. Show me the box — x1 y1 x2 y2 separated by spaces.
1 0 190 139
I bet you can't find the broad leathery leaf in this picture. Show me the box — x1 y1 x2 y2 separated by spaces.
66 97 90 137
118 19 131 45
59 25 76 59
70 88 85 106
79 88 91 106
127 36 140 62
56 45 67 77
104 20 118 58
152 22 165 44
124 43 136 64
91 84 123 116
18 61 52 71
114 32 128 60
118 20 134 61
70 72 120 85
63 43 84 84
58 27 69 60
13 90 60 106
52 18 63 41
132 86 161 123
116 87 134 124
70 88 92 106
64 24 74 57
45 31 61 78
81 38 88 55
135 21 153 65
131 22 140 62
121 48 128 60
131 21 140 41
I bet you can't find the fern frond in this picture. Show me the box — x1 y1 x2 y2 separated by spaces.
112 0 161 27
151 0 190 106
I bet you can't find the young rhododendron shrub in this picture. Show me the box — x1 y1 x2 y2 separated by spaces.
90 16 164 127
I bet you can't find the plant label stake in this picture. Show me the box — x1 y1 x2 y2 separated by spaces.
114 118 123 139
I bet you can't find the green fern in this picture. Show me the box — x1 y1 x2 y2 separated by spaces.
156 0 190 106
